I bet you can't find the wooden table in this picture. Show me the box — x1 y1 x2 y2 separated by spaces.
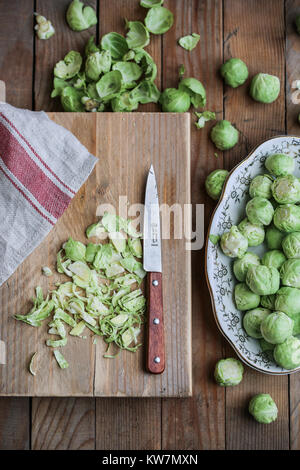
0 0 299 450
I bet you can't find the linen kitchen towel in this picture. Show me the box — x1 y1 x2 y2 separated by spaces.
0 103 97 287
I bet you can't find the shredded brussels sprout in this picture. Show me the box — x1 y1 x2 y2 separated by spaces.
54 350 69 369
29 352 38 376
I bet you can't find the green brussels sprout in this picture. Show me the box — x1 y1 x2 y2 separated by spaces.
112 62 143 88
259 338 275 352
125 20 150 49
295 15 300 35
214 358 244 386
262 250 286 270
250 73 280 104
282 232 300 258
260 311 294 344
85 51 111 81
159 88 191 112
243 308 270 339
234 283 260 311
249 394 278 424
261 294 276 310
178 78 206 108
96 71 123 101
246 197 274 226
271 175 300 205
274 336 300 369
238 218 265 247
66 0 97 32
265 153 294 177
61 87 85 112
34 13 55 40
273 204 300 233
129 81 160 105
54 51 83 80
144 6 174 34
220 58 248 88
265 224 285 250
233 252 260 282
246 265 280 295
275 286 300 316
280 259 300 288
205 169 229 200
101 32 129 60
220 226 248 258
210 120 239 151
249 174 273 199
178 33 200 51
64 237 86 261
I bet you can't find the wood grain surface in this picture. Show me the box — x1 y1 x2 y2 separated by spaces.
0 0 300 451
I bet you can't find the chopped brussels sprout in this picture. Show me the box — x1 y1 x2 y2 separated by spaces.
54 51 83 80
214 358 244 386
64 237 86 261
34 13 55 40
195 111 216 129
249 394 278 424
86 221 106 239
54 350 69 369
144 6 174 34
29 352 38 376
178 33 200 51
66 0 97 32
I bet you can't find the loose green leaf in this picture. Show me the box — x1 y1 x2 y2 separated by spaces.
46 337 67 348
178 33 200 51
54 51 82 80
144 6 174 35
85 50 111 81
54 350 69 369
125 20 150 49
66 0 97 32
112 62 143 87
194 111 216 129
178 77 206 108
101 32 129 60
96 71 123 100
61 87 85 112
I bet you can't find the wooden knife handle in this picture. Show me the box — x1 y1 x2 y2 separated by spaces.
146 272 165 374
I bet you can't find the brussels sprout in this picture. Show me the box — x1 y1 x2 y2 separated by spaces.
96 71 123 101
194 111 216 129
220 226 248 258
249 174 273 199
214 358 244 386
129 81 160 105
265 224 285 250
61 87 85 112
273 204 300 233
101 32 129 60
250 73 280 104
66 0 97 31
282 232 300 258
275 286 300 316
238 218 265 247
260 311 294 344
34 13 55 40
243 308 270 339
178 33 200 51
144 6 174 34
271 175 300 205
125 21 150 49
262 250 286 270
259 338 275 353
134 49 157 82
205 169 229 200
246 197 274 226
111 92 139 112
265 153 294 177
112 62 143 87
274 336 300 369
210 120 239 151
261 294 276 310
159 88 191 112
85 36 100 56
295 15 300 35
233 252 260 282
85 51 111 81
246 265 280 296
54 51 83 80
178 78 206 108
64 237 86 261
234 283 260 311
249 394 278 424
220 58 248 88
280 259 300 288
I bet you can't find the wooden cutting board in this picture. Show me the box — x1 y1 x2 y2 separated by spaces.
0 100 192 396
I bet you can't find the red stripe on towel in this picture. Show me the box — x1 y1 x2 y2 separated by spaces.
0 121 72 220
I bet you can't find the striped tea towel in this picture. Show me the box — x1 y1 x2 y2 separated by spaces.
0 103 97 287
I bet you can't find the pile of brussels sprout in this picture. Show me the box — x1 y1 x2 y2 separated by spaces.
213 153 300 370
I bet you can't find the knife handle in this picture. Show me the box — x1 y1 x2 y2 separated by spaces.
146 272 165 374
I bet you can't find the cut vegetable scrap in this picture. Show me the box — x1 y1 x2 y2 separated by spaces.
54 350 69 369
178 33 200 51
42 266 53 277
195 111 216 129
29 352 38 376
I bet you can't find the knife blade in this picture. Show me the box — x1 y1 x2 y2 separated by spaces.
143 165 165 374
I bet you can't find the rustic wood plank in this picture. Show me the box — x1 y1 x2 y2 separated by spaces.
35 0 97 111
161 0 226 450
0 0 34 450
224 0 289 450
286 0 300 450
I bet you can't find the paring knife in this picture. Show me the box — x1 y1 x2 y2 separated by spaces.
143 165 165 374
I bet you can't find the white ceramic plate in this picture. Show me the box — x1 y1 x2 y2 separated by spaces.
206 135 300 375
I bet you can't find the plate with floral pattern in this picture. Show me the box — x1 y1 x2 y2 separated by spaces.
206 136 300 375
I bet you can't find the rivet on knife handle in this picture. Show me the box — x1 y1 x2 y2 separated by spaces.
146 272 165 374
